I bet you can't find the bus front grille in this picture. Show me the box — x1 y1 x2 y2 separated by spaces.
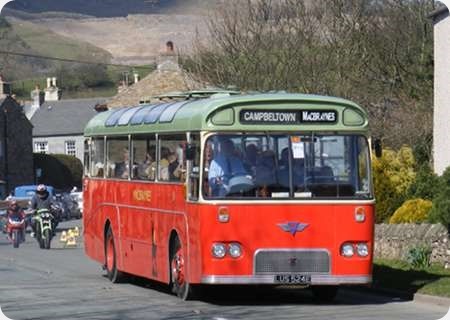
254 250 330 274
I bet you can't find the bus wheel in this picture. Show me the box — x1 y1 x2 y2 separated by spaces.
170 237 195 300
311 285 339 303
105 227 124 283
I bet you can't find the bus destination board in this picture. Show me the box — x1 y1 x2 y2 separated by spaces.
240 109 337 124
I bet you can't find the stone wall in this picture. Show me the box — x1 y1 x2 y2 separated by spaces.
375 223 450 268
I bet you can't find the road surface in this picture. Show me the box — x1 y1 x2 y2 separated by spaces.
0 220 447 320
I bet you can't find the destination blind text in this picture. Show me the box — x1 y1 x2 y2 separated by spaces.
240 109 337 124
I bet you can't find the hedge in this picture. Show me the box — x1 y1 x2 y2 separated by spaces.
34 153 83 190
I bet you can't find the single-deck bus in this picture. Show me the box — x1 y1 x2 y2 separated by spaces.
83 92 374 301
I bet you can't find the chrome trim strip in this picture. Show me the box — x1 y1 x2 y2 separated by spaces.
201 274 372 285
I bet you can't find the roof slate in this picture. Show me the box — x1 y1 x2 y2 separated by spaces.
31 98 107 137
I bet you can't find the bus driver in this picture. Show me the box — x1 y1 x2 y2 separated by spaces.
208 139 248 196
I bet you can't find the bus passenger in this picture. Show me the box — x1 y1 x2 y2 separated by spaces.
139 149 156 180
208 139 248 196
159 147 170 180
168 151 183 181
244 144 259 175
115 148 130 179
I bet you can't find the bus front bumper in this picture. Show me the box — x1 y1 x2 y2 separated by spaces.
201 274 372 285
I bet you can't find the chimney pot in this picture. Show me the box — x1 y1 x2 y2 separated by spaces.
166 41 174 53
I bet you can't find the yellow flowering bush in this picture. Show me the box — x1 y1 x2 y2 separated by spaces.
372 146 416 222
389 199 432 224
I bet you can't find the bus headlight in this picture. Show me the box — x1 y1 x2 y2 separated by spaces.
341 243 354 257
228 243 242 258
212 243 226 258
356 243 369 257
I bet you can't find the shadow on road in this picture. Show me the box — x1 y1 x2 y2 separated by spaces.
108 274 408 306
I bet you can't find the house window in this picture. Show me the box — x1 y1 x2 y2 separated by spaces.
34 141 48 154
65 140 76 156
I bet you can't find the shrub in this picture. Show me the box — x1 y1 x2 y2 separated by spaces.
389 199 432 224
429 166 450 229
407 246 431 269
407 165 439 201
372 146 416 222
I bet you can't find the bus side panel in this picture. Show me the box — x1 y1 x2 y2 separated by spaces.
186 203 202 283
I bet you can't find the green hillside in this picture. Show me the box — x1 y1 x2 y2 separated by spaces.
9 18 112 62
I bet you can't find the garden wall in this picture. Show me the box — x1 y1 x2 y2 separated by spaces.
374 223 450 268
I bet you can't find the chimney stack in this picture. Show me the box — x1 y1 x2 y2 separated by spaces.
44 76 61 101
31 84 44 108
157 40 179 72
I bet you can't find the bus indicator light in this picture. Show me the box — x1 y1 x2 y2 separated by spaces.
355 207 366 222
218 207 230 223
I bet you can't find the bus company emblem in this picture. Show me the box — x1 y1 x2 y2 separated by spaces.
278 222 309 236
133 190 152 202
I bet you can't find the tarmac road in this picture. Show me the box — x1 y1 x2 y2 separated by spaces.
0 219 448 320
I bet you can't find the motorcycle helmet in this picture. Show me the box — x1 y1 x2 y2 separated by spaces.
36 184 47 197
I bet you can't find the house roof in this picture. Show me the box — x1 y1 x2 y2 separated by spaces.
107 58 206 108
31 98 107 137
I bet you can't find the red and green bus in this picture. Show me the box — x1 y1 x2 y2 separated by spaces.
83 92 374 300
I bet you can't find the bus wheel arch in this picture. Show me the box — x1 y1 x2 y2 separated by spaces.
168 230 195 300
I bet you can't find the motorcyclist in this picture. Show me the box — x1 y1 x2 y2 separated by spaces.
30 184 56 237
6 200 26 240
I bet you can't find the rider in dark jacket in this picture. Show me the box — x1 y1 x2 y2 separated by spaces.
30 184 55 237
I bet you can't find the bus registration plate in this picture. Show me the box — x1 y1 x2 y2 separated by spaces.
275 274 311 284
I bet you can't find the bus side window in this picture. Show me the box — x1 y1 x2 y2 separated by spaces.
202 140 214 197
106 137 129 179
188 134 200 201
131 135 156 181
90 138 105 178
159 134 187 182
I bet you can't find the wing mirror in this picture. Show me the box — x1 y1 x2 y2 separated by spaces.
373 138 382 158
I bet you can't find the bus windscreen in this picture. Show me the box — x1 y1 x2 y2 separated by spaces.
203 134 372 200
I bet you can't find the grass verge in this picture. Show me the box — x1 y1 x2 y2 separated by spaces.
373 259 450 298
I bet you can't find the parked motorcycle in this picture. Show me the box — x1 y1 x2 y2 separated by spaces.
34 208 55 249
7 215 26 248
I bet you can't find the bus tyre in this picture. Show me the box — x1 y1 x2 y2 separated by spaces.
170 237 195 300
311 285 339 303
105 228 124 283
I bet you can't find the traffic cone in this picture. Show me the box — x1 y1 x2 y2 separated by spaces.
66 235 77 247
73 226 80 237
60 231 67 242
